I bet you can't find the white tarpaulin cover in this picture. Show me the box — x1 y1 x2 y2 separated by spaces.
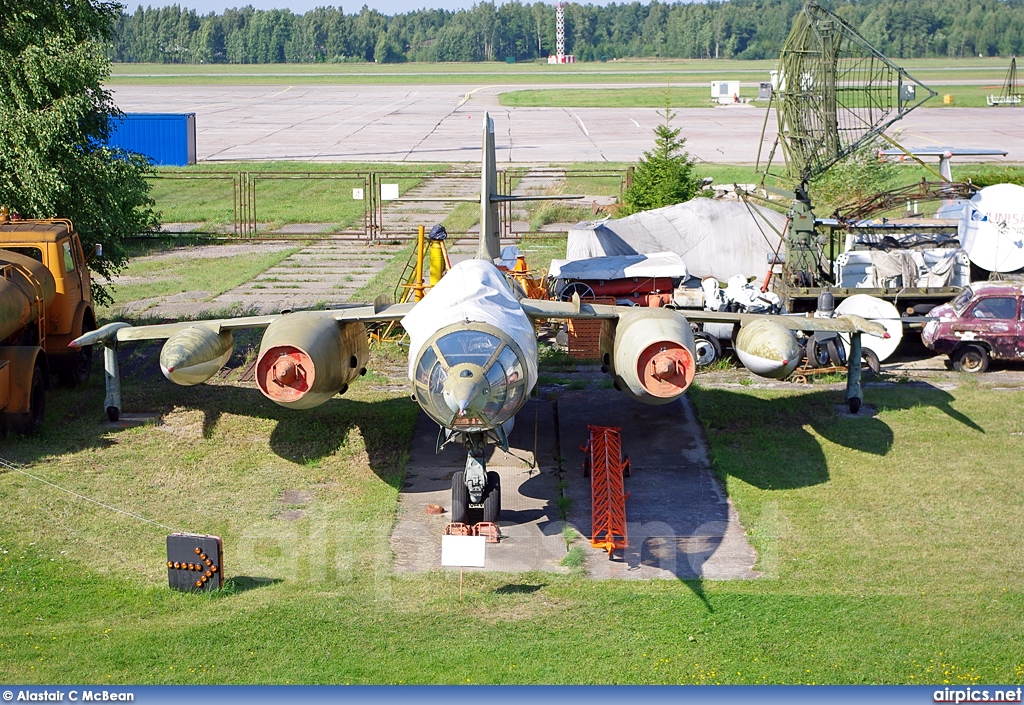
566 198 785 281
401 259 539 389
548 251 688 280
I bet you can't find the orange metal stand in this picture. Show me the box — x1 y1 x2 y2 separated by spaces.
583 425 630 554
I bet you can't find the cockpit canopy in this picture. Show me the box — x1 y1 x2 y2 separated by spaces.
413 326 528 433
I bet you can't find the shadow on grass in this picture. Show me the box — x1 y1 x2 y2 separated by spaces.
689 381 981 491
221 576 283 594
494 583 545 595
10 349 419 492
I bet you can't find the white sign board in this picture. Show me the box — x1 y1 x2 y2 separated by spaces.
380 183 400 201
352 188 364 201
441 535 486 568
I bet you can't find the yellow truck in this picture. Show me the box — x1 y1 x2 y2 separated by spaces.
0 208 97 434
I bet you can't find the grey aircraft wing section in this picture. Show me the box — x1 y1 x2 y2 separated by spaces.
71 299 416 346
520 298 888 338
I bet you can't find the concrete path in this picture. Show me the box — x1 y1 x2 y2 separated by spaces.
390 389 760 580
124 241 407 318
558 391 761 580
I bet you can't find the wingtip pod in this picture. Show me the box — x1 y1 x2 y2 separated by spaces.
734 318 803 380
159 326 234 386
837 314 888 339
69 321 132 348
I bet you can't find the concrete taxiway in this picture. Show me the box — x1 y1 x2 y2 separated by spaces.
111 84 1023 165
390 389 760 580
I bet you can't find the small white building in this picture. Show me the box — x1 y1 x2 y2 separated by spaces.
710 80 740 104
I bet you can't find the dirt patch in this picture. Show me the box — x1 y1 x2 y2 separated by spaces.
155 408 205 440
279 489 313 506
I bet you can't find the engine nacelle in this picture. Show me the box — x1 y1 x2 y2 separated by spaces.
255 313 368 409
160 326 233 386
600 309 696 405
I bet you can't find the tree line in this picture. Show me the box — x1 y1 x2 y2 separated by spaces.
111 0 1024 64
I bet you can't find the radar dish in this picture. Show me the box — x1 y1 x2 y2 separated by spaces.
836 295 902 362
761 3 936 183
958 183 1024 273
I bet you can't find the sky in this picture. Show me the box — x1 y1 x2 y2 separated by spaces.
134 1 622 15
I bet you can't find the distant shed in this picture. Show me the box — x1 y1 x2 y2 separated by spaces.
106 113 196 166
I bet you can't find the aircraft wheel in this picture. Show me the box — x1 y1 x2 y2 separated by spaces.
861 348 881 377
826 339 846 366
450 470 469 524
106 406 120 423
482 471 501 524
693 333 721 367
952 344 989 373
805 338 829 368
848 396 862 414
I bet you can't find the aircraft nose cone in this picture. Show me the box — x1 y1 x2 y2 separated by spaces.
442 368 488 417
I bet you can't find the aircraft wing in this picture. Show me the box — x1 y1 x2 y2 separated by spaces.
519 299 889 338
71 300 417 347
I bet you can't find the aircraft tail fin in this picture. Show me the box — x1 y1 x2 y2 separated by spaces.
475 111 585 263
478 113 500 262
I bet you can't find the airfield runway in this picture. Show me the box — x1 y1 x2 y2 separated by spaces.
111 84 1024 164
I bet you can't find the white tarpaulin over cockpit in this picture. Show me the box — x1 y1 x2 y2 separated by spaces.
566 198 786 281
548 251 688 281
400 259 539 390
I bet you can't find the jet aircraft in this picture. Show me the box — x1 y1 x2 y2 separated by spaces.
72 113 886 525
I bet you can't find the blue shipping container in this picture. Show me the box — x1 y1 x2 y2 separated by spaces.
106 113 196 166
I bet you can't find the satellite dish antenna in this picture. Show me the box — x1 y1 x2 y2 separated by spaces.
958 183 1024 273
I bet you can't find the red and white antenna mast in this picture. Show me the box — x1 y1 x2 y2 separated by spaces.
548 2 575 63
555 2 566 60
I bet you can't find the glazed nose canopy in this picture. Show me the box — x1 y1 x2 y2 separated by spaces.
257 345 312 401
637 342 695 398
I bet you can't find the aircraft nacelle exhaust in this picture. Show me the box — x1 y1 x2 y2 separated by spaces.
601 309 696 405
255 313 369 409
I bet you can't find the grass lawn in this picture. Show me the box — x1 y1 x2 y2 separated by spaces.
500 86 724 108
106 58 1010 87
1 363 1022 683
99 245 303 316
149 163 446 232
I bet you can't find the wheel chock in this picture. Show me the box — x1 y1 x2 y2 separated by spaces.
473 522 501 543
443 523 471 536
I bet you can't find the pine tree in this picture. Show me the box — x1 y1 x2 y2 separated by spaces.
620 99 703 216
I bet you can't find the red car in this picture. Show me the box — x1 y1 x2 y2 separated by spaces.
922 282 1024 372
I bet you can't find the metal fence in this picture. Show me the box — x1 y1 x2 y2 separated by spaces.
146 167 628 241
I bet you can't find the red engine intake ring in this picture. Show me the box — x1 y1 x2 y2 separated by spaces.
256 345 315 402
636 341 695 398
